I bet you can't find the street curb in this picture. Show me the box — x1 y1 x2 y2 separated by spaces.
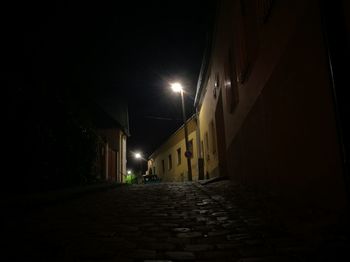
2 183 125 210
197 176 229 185
193 182 230 211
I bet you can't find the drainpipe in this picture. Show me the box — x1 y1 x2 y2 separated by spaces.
195 107 205 180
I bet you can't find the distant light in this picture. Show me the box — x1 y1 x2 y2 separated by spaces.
135 152 142 159
170 82 183 93
127 170 132 175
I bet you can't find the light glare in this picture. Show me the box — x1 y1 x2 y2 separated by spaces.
135 152 142 159
170 82 183 93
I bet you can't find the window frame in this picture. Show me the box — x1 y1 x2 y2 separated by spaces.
210 120 217 154
168 154 172 170
177 147 182 165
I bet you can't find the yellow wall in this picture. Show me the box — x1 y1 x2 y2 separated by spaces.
149 117 198 182
198 79 220 179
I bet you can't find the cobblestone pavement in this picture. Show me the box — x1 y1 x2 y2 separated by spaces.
4 182 350 261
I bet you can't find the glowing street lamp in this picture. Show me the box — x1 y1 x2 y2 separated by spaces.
127 170 132 175
134 152 142 159
170 82 192 181
134 152 144 180
170 82 183 93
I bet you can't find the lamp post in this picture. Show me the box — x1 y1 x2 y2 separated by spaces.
171 83 192 181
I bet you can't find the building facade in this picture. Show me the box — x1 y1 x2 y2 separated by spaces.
95 128 127 183
195 0 349 211
148 115 199 182
93 101 129 184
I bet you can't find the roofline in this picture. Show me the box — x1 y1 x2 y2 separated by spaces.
148 114 197 159
194 0 221 108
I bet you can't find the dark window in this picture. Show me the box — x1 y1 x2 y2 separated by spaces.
188 140 193 156
210 120 217 154
168 154 172 170
205 132 210 161
257 0 274 23
201 140 204 159
177 148 181 165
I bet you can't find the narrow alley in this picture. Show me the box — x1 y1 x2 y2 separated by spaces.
4 182 349 261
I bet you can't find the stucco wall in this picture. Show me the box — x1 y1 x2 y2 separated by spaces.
149 117 199 182
197 0 347 210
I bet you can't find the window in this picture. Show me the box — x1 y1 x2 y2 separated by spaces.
188 140 193 156
168 154 172 170
162 160 165 174
257 0 274 23
177 148 181 165
205 132 210 160
201 140 204 159
153 167 156 175
210 120 217 154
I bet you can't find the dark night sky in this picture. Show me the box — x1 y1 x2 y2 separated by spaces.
5 1 216 171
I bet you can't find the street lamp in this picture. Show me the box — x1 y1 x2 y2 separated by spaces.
170 82 192 181
135 152 142 159
133 152 143 184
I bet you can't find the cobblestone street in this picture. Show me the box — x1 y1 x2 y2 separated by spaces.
5 182 350 261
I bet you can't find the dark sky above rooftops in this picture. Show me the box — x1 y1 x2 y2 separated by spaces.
5 0 216 170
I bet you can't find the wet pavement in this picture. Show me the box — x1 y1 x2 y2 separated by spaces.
4 182 350 261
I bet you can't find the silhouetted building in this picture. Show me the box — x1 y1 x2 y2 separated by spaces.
92 99 130 183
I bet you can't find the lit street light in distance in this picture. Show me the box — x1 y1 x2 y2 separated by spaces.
133 151 147 161
133 151 146 178
134 152 142 159
127 170 132 175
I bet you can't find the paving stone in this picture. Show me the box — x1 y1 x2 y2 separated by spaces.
131 249 157 259
238 246 275 258
161 223 179 227
227 233 252 241
211 212 227 217
208 230 230 237
144 260 173 262
147 242 176 251
217 216 229 221
184 244 214 251
9 182 337 261
196 216 209 222
217 242 242 249
195 251 238 260
176 232 202 238
165 251 195 260
237 256 300 262
173 227 191 233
